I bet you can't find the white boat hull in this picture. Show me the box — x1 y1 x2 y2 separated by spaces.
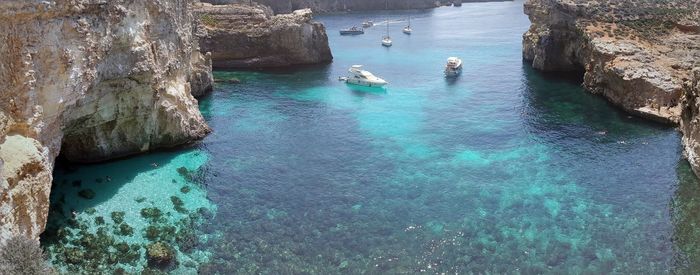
382 39 392 47
445 67 462 77
346 78 387 87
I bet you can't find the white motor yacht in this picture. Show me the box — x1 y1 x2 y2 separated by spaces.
445 57 463 77
340 65 388 87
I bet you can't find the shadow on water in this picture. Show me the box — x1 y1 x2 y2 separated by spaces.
48 150 190 212
671 160 700 272
40 148 205 245
214 62 333 74
345 83 388 96
520 61 673 142
444 75 459 86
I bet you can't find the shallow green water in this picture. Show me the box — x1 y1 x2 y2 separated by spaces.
42 1 700 274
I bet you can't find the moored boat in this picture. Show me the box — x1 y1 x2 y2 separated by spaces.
340 65 388 87
403 16 412 35
382 18 392 47
382 36 393 47
445 57 463 77
340 26 364 35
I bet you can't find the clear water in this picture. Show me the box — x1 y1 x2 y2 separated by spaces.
43 1 700 273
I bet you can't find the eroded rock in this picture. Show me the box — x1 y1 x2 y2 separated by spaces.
523 0 700 173
194 3 333 68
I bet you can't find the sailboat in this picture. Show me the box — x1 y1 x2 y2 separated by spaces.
403 16 412 35
382 19 392 47
381 0 392 47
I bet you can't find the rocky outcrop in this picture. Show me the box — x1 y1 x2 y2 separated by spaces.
523 0 700 124
194 3 332 68
0 0 213 242
682 70 700 176
523 0 700 172
202 0 511 14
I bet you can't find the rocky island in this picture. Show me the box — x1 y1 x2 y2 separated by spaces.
194 3 333 68
523 0 700 174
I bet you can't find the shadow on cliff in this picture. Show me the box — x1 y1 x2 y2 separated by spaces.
520 60 673 144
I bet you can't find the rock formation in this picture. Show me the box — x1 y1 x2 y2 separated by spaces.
194 3 333 68
523 0 700 171
0 0 213 243
202 0 511 14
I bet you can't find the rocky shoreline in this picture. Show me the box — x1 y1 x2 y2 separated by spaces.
203 0 514 14
523 0 700 174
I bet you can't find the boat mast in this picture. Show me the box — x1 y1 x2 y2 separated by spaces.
385 0 389 37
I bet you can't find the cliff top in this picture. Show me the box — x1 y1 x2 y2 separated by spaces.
552 0 700 37
532 0 700 78
193 3 314 34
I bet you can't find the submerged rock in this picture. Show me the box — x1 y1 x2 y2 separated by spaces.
111 212 125 224
171 196 187 214
117 224 134 237
180 186 191 194
194 4 333 68
141 208 164 222
147 242 176 268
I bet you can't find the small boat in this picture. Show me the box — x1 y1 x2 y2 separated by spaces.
340 26 364 35
382 18 392 47
403 16 412 35
444 57 463 77
382 36 392 47
362 20 374 28
340 65 388 87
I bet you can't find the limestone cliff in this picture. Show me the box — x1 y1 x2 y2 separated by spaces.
0 0 213 242
194 3 332 68
523 0 700 171
523 0 700 124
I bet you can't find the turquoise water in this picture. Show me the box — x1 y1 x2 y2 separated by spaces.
42 1 700 273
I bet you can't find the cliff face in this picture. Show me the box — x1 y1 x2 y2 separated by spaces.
194 3 332 68
523 0 700 171
202 0 511 14
202 0 445 14
682 70 700 176
523 0 700 124
0 0 213 242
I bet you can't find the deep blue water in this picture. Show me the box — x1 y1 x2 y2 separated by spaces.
43 1 700 274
